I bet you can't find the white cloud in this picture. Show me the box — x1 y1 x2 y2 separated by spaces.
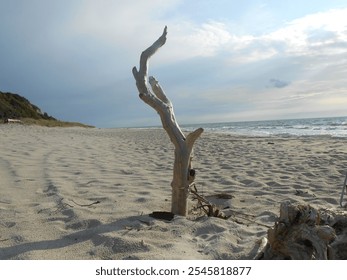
222 8 347 64
264 8 347 56
170 21 232 57
152 7 347 69
64 3 347 67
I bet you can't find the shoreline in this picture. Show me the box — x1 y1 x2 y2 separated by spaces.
0 125 346 259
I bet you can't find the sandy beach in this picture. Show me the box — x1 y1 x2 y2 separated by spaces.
0 124 346 260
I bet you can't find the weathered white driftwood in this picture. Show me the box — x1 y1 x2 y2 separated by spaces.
4 118 22 124
340 172 347 207
132 26 203 216
255 201 347 260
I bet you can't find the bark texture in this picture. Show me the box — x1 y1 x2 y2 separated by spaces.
255 201 347 260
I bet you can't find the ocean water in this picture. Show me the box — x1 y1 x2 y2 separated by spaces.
182 116 347 138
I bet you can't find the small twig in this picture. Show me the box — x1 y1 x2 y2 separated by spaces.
190 186 210 204
191 184 271 227
59 198 74 208
233 215 271 228
190 186 228 219
71 199 100 207
0 238 10 242
0 200 11 204
196 204 212 216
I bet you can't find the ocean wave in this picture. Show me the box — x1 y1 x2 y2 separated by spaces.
183 117 347 138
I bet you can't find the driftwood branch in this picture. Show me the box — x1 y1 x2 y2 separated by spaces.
132 26 203 216
132 26 167 93
256 201 347 260
340 172 347 207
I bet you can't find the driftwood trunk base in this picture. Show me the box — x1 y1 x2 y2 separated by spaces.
256 201 347 260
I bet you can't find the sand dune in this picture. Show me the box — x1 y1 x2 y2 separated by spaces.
0 124 346 259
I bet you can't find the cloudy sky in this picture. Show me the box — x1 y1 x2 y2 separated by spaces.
1 0 347 127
